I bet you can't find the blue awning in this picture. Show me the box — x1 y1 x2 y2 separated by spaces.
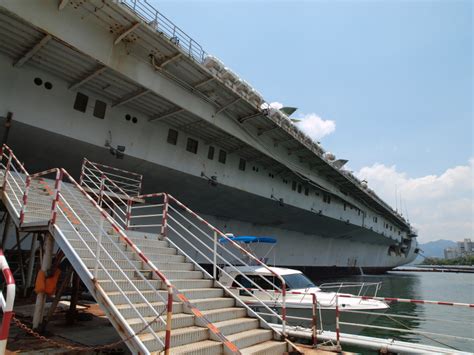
219 236 277 244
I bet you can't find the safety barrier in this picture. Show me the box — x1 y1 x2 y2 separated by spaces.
334 293 474 351
0 249 15 354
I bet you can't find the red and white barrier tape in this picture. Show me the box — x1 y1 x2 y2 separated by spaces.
0 249 15 353
338 294 474 308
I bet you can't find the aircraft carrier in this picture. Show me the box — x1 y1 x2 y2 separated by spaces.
0 0 418 277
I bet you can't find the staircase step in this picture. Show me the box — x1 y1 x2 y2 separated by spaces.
106 289 168 305
119 235 168 248
201 307 248 323
240 340 287 355
160 270 203 280
179 288 224 300
115 301 183 318
127 313 195 333
140 325 209 351
169 279 214 289
71 248 185 263
100 279 163 292
185 297 235 312
95 268 154 281
226 329 273 350
212 317 260 336
160 340 222 355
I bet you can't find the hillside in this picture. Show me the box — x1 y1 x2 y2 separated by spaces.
412 239 457 264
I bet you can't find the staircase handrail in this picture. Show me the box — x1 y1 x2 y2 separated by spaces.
2 160 175 353
80 159 136 228
1 144 30 216
1 144 29 175
131 192 288 335
81 158 142 196
59 169 175 353
0 249 15 354
54 181 167 352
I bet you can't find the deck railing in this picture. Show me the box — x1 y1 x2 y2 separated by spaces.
119 0 207 62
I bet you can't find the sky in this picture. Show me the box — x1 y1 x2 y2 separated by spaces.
151 0 473 243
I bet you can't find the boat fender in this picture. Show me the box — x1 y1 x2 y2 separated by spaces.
34 269 62 296
34 270 46 294
45 269 61 296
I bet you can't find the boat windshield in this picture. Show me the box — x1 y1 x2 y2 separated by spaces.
283 273 316 290
231 272 316 290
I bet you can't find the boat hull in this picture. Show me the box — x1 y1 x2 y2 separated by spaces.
252 305 384 335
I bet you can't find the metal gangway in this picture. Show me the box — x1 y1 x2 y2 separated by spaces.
0 144 298 354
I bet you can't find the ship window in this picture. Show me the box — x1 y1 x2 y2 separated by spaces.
34 77 42 86
239 158 246 171
344 203 347 210
167 129 178 145
93 100 107 119
208 146 215 160
218 149 227 164
297 184 302 194
304 187 309 196
373 217 378 223
73 92 88 113
186 138 198 154
44 82 53 90
292 181 296 191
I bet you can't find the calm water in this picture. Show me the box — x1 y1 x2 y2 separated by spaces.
314 271 474 353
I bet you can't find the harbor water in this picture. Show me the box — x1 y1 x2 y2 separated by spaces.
314 271 474 353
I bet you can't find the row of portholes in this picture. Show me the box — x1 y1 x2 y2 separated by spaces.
34 77 53 90
125 114 138 124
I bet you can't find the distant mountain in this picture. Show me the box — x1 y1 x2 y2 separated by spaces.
412 239 457 264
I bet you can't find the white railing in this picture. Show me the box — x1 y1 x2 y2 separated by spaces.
127 192 289 336
80 158 143 197
55 177 167 351
0 145 29 221
319 282 382 303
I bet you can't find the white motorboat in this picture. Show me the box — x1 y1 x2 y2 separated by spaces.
218 236 389 333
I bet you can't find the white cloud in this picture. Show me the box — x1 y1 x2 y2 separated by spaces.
356 159 474 243
295 113 336 141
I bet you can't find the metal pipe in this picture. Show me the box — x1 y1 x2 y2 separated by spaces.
213 231 217 279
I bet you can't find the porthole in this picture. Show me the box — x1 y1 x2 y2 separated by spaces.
132 117 138 123
44 82 53 90
34 77 42 86
125 114 131 121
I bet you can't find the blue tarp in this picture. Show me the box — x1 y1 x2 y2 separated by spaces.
218 236 277 244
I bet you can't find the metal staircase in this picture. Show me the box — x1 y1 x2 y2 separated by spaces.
0 145 295 354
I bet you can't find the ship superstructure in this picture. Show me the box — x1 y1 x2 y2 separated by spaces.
0 0 417 276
